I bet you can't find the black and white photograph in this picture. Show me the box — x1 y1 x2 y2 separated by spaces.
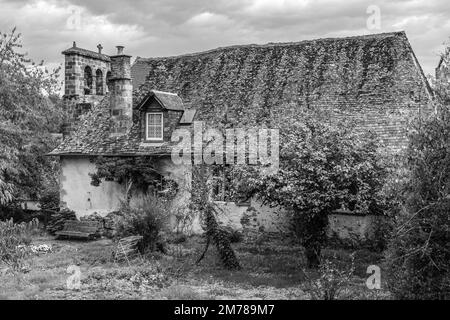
0 0 449 307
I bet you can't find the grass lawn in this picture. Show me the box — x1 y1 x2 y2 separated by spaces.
0 234 391 300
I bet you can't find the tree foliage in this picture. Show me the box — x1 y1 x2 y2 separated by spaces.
386 84 450 299
90 156 177 202
0 28 63 205
231 106 389 267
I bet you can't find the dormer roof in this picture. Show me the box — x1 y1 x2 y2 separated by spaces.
137 90 185 111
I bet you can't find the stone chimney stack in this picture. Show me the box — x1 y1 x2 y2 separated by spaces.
109 45 132 137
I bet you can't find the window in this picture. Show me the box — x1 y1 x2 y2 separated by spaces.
146 113 163 140
95 69 103 95
84 66 93 95
106 71 112 92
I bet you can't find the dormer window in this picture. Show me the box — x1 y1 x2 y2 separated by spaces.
146 112 163 140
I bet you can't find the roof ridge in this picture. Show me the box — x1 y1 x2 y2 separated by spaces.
152 89 179 96
134 31 406 62
62 46 111 62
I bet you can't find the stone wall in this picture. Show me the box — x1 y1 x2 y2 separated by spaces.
109 53 133 136
63 48 112 139
62 97 105 138
213 200 289 236
327 213 379 241
208 201 381 241
64 53 110 98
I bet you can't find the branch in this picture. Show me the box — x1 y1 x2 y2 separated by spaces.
195 236 211 265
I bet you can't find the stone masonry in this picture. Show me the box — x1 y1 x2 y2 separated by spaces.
109 46 133 137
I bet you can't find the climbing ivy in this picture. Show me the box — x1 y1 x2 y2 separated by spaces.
191 165 241 270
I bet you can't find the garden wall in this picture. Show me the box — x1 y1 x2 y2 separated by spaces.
327 212 379 241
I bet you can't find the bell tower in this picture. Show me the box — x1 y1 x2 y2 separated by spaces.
62 41 111 101
61 42 112 138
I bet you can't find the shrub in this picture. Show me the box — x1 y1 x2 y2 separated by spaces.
386 201 450 299
39 186 59 211
0 206 27 223
114 196 170 253
302 253 355 300
386 105 450 299
369 216 394 252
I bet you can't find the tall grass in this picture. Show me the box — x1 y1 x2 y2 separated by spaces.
0 218 38 270
114 196 171 253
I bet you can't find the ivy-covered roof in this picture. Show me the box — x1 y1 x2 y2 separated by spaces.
132 31 433 149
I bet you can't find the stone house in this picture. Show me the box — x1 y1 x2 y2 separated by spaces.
50 31 433 238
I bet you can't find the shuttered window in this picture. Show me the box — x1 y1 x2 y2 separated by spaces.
146 113 163 140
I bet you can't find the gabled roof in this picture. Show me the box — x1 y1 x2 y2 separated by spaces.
131 31 434 149
137 90 185 111
62 46 111 62
52 31 435 156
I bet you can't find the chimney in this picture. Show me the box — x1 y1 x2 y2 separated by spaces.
109 45 132 137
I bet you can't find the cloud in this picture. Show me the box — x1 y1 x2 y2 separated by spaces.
244 0 311 15
0 0 449 78
186 12 232 27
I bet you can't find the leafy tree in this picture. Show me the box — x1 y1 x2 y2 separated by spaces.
0 28 63 206
231 106 389 267
386 73 450 299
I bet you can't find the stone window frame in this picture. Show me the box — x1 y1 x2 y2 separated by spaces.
145 112 164 141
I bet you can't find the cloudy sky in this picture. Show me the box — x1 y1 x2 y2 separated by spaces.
0 0 449 77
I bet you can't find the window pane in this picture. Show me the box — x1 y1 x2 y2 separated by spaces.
147 113 163 139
